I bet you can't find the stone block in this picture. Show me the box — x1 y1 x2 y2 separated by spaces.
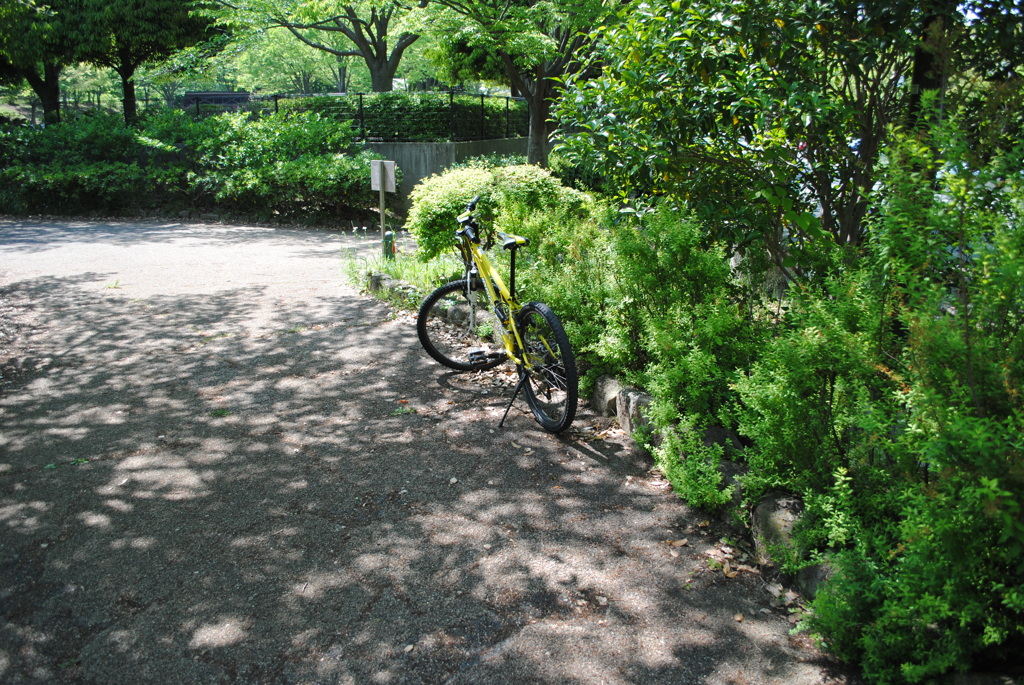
617 387 652 436
590 375 623 416
751 493 803 566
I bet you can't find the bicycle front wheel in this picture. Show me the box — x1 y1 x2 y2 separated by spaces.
516 302 578 433
417 279 506 371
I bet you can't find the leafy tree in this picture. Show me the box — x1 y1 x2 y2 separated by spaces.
556 0 1024 277
233 28 339 93
78 0 215 124
0 0 90 124
419 0 610 166
212 0 419 92
557 0 922 276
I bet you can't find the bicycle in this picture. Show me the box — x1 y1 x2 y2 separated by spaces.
416 196 578 433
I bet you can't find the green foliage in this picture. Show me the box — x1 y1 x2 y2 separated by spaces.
608 205 763 417
655 421 734 510
2 111 140 165
404 162 588 260
281 92 528 141
730 124 1024 682
0 108 379 220
555 0 916 263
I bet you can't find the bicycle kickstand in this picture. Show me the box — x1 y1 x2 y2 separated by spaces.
498 370 529 428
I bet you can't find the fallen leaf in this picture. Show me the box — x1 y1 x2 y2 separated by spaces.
725 571 739 578
698 520 710 527
671 539 689 547
734 613 744 622
736 564 757 573
723 561 732 575
404 644 415 653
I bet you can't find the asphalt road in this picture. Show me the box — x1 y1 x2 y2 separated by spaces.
0 218 852 684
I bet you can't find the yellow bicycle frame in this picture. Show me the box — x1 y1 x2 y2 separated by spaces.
457 236 530 367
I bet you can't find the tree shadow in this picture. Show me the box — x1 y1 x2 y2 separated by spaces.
0 273 856 684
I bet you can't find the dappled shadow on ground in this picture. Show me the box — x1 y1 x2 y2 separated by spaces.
0 273 852 684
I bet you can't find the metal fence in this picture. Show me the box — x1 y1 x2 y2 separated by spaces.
181 91 530 142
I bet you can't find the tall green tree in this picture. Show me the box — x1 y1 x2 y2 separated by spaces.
79 0 214 123
0 0 89 124
233 28 339 93
556 0 1024 273
212 0 419 92
420 0 610 166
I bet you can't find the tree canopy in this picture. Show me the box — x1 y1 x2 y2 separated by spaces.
210 0 420 92
556 0 1024 274
416 0 614 165
0 0 91 123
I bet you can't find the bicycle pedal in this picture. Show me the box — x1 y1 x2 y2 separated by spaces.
468 348 490 366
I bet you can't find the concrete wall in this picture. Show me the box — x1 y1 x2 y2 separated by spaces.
363 138 529 212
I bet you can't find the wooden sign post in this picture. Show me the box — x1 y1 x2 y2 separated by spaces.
370 160 397 259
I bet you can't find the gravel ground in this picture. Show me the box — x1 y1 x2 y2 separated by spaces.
0 218 858 684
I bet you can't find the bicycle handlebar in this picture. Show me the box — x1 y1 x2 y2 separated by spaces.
467 195 480 212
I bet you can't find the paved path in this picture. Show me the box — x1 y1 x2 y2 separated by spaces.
0 219 850 684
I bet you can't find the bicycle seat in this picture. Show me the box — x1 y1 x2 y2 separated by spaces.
497 232 529 250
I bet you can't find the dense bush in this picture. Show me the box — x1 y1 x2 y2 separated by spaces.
734 128 1024 683
403 163 590 260
281 92 529 141
0 109 383 221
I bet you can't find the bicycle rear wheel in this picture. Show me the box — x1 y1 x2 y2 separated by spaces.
516 302 578 432
417 279 506 371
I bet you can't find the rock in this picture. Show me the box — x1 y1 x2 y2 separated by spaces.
751 493 835 599
796 563 834 600
751 493 803 566
368 272 393 293
702 425 744 456
590 375 623 416
617 387 652 436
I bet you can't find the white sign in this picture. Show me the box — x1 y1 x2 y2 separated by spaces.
370 160 397 193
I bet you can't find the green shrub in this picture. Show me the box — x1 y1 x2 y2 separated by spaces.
9 111 141 166
281 92 528 141
731 125 1024 682
404 163 588 260
0 108 377 220
596 204 767 508
0 161 152 214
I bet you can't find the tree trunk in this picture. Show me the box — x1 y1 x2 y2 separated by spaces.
367 59 394 92
24 63 63 125
120 71 138 125
906 4 955 128
336 59 348 94
525 95 551 166
501 56 553 167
